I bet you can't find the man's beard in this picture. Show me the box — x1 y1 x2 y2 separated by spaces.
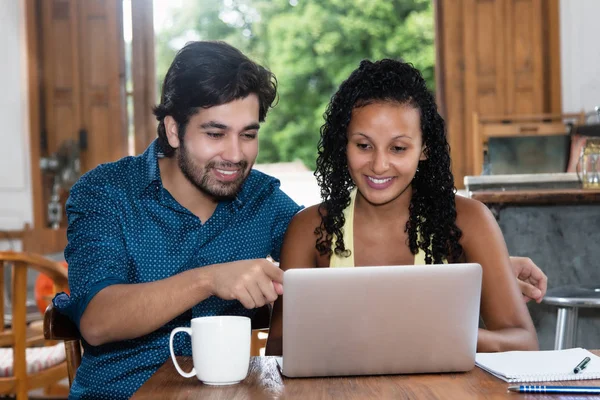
177 140 250 201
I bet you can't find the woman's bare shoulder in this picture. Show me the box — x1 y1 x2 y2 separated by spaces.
280 203 328 269
454 194 502 252
455 195 493 228
286 203 324 236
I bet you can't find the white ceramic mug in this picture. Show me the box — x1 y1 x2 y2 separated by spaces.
169 316 251 385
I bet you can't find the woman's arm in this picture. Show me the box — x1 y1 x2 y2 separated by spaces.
265 205 322 356
455 196 539 352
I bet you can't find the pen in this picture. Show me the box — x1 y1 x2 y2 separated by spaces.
508 385 600 394
574 356 591 373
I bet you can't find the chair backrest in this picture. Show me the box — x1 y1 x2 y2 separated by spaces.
250 304 271 356
21 225 67 256
43 303 81 386
472 112 586 175
567 123 600 173
0 251 69 398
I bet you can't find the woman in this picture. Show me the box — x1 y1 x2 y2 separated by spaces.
266 59 538 355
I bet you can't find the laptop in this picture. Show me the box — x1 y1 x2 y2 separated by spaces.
276 263 482 378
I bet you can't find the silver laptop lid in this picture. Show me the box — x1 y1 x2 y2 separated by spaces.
282 263 482 377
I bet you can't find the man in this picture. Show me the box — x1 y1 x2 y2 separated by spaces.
55 41 300 399
54 41 546 399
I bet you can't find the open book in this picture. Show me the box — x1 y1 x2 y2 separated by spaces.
476 348 600 383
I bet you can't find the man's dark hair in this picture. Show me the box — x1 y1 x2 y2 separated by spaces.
153 41 278 157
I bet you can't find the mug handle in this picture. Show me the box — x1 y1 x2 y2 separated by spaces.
169 327 195 378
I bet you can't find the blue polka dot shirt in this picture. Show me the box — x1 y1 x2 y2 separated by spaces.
53 140 302 399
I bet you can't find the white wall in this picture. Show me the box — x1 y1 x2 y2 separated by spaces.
560 0 600 115
0 0 33 238
254 169 321 208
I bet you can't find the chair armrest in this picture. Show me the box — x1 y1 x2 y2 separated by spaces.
44 303 81 341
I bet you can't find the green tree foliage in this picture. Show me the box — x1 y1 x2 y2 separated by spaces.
155 0 434 168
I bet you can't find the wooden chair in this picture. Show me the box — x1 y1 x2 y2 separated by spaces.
43 304 80 387
566 123 600 173
250 304 271 356
0 251 70 399
21 224 68 256
472 112 586 175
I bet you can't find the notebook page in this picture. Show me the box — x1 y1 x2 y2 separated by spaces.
476 348 600 383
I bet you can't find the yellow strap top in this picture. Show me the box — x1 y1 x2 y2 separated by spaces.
329 188 444 267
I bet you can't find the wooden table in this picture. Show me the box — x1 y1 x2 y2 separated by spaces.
132 354 600 399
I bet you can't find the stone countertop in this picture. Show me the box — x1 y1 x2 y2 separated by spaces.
470 188 600 205
464 172 580 186
463 173 593 201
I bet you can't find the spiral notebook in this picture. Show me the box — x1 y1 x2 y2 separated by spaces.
476 348 600 383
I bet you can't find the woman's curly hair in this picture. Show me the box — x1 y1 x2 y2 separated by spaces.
314 59 463 264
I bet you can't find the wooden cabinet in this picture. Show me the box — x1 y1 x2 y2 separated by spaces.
435 0 562 187
39 0 127 174
25 0 126 238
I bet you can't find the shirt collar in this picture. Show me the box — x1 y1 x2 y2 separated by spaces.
138 140 162 197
